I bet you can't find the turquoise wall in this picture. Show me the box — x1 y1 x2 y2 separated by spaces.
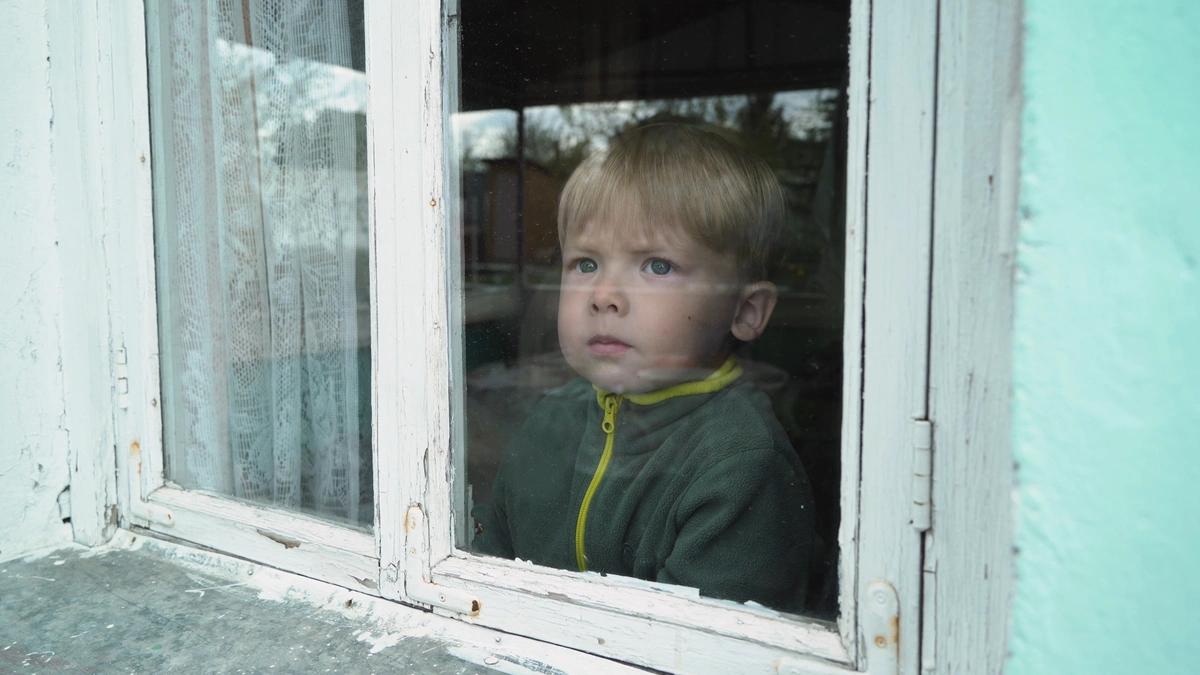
1011 1 1200 673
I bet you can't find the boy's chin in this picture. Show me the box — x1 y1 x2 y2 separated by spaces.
564 359 640 394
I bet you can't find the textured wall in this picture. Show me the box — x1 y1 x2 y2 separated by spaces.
1011 1 1200 673
0 0 74 560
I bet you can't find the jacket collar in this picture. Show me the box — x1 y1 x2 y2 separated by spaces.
592 357 743 409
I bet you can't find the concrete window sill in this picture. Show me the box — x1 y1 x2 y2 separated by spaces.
1 531 640 673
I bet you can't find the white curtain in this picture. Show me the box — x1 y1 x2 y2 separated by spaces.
152 0 367 524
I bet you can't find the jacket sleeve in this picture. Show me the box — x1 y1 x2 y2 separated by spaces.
658 449 814 612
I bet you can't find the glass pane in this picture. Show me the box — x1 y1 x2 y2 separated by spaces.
453 1 848 618
146 0 372 529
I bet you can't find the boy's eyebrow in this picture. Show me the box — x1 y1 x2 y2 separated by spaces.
624 246 675 256
564 245 676 258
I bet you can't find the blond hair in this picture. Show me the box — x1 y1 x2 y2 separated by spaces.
557 122 786 281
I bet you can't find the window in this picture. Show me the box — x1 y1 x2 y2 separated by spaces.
149 0 372 529
369 0 937 671
102 0 1013 672
120 0 379 593
453 2 849 620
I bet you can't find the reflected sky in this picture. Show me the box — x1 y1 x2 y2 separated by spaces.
453 90 838 162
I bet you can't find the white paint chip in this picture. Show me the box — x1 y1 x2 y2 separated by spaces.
355 630 405 655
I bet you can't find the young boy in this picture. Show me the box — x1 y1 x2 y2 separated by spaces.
474 121 814 612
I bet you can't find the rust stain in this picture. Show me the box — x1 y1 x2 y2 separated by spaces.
890 615 900 645
404 509 417 533
256 528 302 549
130 440 141 456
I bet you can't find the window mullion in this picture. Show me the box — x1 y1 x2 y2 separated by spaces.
365 0 456 603
416 0 458 570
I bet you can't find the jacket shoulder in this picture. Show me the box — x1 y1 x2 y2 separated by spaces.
689 380 791 456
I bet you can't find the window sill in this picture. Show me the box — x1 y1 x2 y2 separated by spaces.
1 530 644 673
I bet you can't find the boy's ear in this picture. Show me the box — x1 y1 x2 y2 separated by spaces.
730 281 778 342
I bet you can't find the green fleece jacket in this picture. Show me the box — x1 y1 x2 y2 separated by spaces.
473 359 814 612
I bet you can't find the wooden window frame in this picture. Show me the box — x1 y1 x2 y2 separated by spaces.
370 0 938 672
107 1 382 595
81 0 1019 672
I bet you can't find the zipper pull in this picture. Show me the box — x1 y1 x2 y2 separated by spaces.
601 395 620 434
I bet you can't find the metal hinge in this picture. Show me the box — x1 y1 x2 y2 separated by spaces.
864 580 900 675
910 419 933 532
403 504 481 616
777 581 899 675
113 345 130 409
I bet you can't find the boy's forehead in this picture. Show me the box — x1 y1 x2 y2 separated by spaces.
565 217 694 251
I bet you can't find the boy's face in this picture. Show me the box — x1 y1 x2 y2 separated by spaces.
557 220 745 394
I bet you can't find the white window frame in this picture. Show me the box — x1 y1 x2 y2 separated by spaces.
106 2 382 595
84 0 1019 672
371 0 938 672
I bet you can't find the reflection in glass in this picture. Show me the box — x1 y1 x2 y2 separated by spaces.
454 1 848 617
147 0 371 528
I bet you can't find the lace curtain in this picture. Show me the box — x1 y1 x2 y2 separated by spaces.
151 0 369 525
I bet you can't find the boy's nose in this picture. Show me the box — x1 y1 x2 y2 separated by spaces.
589 281 628 316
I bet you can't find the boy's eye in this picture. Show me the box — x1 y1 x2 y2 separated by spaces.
575 258 598 274
645 258 673 276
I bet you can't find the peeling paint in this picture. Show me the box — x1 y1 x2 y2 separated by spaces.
92 530 645 673
255 529 302 550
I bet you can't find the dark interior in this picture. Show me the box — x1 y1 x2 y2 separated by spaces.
460 0 849 110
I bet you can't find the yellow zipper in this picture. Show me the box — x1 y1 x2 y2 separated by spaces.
575 393 620 571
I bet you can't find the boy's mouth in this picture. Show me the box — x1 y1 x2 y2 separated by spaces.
587 335 631 356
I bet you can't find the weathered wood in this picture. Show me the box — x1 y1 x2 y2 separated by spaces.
148 487 379 593
436 555 851 666
926 1 1020 673
837 0 871 659
43 0 136 548
110 0 172 533
364 0 453 604
439 558 856 674
364 0 410 602
857 2 939 674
